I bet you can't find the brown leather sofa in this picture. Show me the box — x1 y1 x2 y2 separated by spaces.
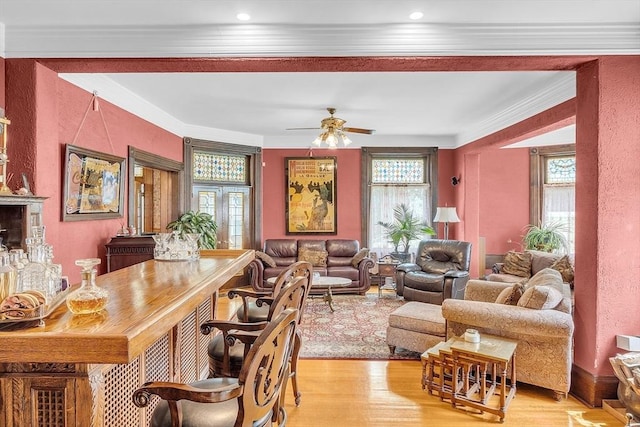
248 239 374 295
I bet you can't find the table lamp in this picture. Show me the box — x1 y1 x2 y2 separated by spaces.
433 207 460 239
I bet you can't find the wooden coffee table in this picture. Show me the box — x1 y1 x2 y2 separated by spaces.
421 334 517 423
267 275 351 312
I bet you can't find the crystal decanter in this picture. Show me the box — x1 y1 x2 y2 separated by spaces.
66 258 108 314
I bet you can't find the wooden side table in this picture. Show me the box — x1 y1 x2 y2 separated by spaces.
421 334 518 423
376 255 400 297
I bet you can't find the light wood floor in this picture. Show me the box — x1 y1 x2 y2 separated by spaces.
217 287 624 427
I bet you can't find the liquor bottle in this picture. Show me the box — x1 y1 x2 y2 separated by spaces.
66 258 108 314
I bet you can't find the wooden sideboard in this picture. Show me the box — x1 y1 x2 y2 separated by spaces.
105 235 156 272
0 249 254 427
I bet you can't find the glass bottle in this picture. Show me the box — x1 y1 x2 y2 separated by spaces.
66 258 108 315
18 237 48 297
0 252 17 302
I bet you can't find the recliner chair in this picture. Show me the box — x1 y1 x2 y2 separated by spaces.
395 239 472 304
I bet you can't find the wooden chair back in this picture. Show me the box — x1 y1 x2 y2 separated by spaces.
132 308 298 427
237 308 298 426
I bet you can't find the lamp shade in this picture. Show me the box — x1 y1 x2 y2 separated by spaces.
433 207 460 223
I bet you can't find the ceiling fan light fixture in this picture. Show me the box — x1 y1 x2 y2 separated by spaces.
341 132 352 146
325 131 337 147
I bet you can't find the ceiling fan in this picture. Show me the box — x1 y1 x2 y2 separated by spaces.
287 107 375 148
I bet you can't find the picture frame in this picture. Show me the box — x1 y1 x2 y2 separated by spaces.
62 144 125 221
285 156 337 234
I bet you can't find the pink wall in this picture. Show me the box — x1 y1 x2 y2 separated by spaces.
261 148 362 242
478 148 531 254
574 57 640 376
5 59 182 283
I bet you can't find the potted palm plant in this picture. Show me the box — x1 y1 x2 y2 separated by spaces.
166 210 218 249
377 203 435 262
522 222 569 253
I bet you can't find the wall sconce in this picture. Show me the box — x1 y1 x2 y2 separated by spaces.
433 206 460 240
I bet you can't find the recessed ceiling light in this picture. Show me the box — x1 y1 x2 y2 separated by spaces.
409 11 424 20
236 13 251 21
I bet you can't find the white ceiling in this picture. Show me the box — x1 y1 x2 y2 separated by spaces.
1 0 639 149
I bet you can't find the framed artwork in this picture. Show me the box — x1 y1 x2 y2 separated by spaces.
285 156 337 234
62 144 125 221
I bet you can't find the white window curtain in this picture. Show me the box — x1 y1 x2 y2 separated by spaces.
368 184 431 258
542 185 575 254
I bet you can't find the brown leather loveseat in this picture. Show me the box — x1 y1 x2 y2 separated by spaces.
248 239 374 295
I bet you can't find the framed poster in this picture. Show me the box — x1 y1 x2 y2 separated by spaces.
62 144 125 221
285 156 337 234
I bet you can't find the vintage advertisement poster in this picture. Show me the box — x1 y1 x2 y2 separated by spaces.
285 157 337 234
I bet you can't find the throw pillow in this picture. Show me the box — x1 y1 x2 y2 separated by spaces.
350 248 369 268
525 267 563 292
255 250 276 268
517 285 563 310
501 251 533 278
298 248 328 267
495 282 526 305
550 255 575 284
526 250 561 275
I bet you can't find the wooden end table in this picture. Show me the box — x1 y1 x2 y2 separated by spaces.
376 256 400 298
421 334 518 423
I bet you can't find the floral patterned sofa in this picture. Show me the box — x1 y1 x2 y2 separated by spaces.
441 268 574 400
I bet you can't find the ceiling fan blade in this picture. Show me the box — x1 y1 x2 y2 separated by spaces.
343 127 375 135
286 127 322 131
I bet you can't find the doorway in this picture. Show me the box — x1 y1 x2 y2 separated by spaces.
183 138 261 250
192 185 251 249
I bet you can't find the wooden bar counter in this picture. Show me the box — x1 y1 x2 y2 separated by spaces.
0 249 254 427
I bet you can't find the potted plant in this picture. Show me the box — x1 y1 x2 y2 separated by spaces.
166 210 218 249
377 203 435 262
522 222 569 253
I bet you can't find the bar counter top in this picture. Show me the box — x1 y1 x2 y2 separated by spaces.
0 249 254 365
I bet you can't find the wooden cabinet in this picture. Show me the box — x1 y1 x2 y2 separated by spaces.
0 195 46 250
105 235 155 272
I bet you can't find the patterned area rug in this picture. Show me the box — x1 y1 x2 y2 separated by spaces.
299 294 421 360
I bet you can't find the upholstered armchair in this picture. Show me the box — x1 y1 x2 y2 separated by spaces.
441 272 574 400
395 239 472 304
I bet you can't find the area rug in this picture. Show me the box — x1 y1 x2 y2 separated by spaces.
299 294 422 360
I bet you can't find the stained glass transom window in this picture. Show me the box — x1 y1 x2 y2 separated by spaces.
193 152 247 182
372 159 424 183
545 157 576 184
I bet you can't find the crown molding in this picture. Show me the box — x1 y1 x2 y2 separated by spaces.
456 72 576 146
5 23 640 58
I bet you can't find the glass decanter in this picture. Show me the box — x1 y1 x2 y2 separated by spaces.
66 258 109 315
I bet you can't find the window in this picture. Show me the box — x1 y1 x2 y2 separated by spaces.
530 145 576 253
361 147 438 257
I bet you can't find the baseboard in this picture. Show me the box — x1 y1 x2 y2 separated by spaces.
571 363 619 407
